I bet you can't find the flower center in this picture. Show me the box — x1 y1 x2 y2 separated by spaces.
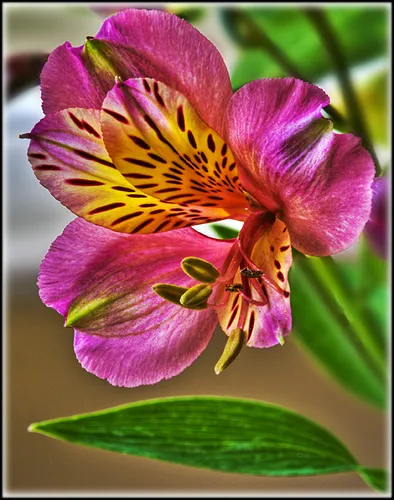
152 228 290 373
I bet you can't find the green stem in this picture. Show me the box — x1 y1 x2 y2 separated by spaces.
222 8 348 131
304 8 381 175
297 253 386 379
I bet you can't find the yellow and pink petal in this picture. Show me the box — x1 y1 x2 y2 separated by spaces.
25 106 241 234
101 78 248 217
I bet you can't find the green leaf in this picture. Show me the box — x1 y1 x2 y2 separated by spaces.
226 7 388 88
290 254 386 410
28 396 383 490
358 467 388 493
209 223 239 240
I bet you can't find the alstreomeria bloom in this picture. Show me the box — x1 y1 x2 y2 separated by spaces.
22 9 375 387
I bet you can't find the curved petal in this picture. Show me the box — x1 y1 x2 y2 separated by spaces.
73 308 217 387
225 78 375 256
38 218 232 337
364 176 388 259
41 9 232 133
25 108 230 234
216 214 292 348
40 43 106 112
101 78 248 214
245 217 292 348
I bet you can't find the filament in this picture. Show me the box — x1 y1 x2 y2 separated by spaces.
236 239 286 296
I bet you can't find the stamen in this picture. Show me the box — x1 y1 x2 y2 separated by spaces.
207 299 229 309
237 276 251 330
206 283 231 309
238 292 268 307
180 283 212 309
240 267 263 278
214 328 247 374
225 283 243 292
236 239 286 296
181 257 220 284
249 279 269 305
152 283 188 305
216 241 242 284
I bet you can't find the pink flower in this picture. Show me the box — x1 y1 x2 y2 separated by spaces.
22 9 375 387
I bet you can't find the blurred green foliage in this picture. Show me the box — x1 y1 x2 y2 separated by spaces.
223 7 388 88
291 236 388 410
219 5 389 409
169 6 206 23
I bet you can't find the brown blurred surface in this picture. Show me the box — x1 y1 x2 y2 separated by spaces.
6 272 386 494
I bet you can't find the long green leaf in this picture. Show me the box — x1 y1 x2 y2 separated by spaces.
358 467 388 493
29 396 386 491
291 255 386 410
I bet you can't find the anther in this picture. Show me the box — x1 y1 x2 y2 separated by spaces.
181 257 220 284
115 75 124 85
240 267 263 278
214 328 247 374
152 283 188 305
180 284 212 309
225 283 243 292
236 239 286 296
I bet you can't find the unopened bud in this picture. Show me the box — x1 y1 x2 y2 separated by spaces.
214 328 247 374
152 283 188 305
180 283 212 309
181 257 220 284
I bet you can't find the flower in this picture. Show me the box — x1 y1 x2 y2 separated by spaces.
364 176 388 259
22 9 375 387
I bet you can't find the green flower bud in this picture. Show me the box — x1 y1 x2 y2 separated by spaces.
181 257 220 284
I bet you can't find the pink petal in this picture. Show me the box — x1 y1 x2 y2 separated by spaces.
73 306 217 387
225 78 375 256
39 218 232 387
41 43 106 112
364 176 388 259
39 218 231 337
41 9 232 133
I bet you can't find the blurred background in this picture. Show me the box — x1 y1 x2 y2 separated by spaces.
4 2 390 495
